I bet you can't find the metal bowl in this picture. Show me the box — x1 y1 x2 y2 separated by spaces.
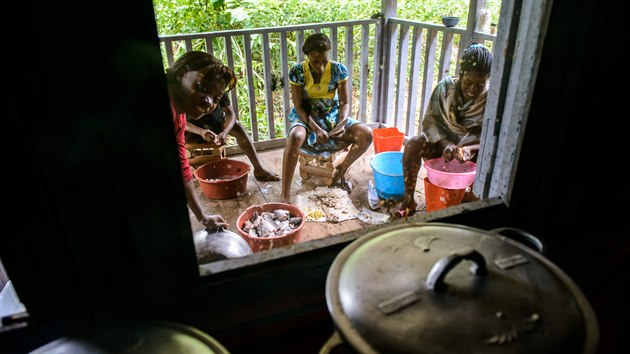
442 16 460 27
193 227 253 264
31 321 231 354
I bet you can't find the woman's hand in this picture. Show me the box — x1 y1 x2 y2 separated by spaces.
214 131 228 146
201 214 229 229
456 146 476 162
202 129 217 143
314 126 330 144
329 118 347 140
442 144 476 162
442 143 458 162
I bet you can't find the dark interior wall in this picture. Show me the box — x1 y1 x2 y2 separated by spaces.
1 0 627 353
511 0 625 236
4 0 200 344
510 1 628 353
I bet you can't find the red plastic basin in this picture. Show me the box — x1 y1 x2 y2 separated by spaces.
236 203 305 253
194 158 250 199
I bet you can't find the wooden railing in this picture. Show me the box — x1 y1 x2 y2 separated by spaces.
380 18 496 137
158 18 495 151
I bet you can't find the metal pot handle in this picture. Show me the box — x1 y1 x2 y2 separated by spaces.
490 227 546 254
426 248 487 292
318 330 345 354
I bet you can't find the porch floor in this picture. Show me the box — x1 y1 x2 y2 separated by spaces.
188 144 429 244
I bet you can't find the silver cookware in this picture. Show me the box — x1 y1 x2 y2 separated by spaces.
193 227 253 263
324 222 598 354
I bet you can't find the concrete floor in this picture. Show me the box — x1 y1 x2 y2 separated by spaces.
188 144 429 245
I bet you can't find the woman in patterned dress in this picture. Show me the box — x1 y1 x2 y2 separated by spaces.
280 33 373 204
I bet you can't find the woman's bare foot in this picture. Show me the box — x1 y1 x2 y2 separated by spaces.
397 198 418 218
280 194 292 204
254 169 281 182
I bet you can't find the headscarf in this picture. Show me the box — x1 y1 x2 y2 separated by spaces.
421 76 487 146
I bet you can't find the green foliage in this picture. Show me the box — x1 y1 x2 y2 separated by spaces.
398 0 502 25
153 0 229 34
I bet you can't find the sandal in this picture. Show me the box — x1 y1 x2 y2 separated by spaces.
331 167 353 193
254 171 280 182
338 178 353 193
395 207 418 219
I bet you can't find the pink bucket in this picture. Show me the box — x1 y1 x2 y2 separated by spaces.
424 158 476 190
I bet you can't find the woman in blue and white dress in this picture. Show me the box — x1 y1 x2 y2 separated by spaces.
280 33 373 203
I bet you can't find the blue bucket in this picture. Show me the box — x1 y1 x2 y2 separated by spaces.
370 151 404 200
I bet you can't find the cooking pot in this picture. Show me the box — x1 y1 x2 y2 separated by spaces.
193 227 253 263
324 222 598 354
31 321 230 353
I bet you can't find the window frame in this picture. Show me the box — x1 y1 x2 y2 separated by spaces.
474 0 554 201
0 0 559 344
195 0 554 276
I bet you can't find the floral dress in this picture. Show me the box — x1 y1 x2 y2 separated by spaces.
288 59 357 153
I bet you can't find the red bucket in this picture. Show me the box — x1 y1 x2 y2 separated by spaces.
423 177 466 212
373 127 404 154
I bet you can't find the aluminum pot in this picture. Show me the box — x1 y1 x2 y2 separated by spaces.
31 321 230 353
193 227 253 263
324 222 598 354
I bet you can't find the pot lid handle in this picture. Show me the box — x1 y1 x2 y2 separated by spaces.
426 248 488 292
490 227 546 254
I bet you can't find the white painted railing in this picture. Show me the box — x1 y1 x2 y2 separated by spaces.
158 18 495 151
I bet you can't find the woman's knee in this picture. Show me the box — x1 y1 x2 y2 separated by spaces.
403 135 433 160
349 124 373 146
362 125 374 144
287 127 306 149
406 135 430 150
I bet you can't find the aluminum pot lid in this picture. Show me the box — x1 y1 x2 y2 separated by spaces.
193 227 253 263
325 222 598 354
30 321 231 354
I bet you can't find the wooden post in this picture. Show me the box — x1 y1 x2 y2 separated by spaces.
377 0 397 125
457 0 482 74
